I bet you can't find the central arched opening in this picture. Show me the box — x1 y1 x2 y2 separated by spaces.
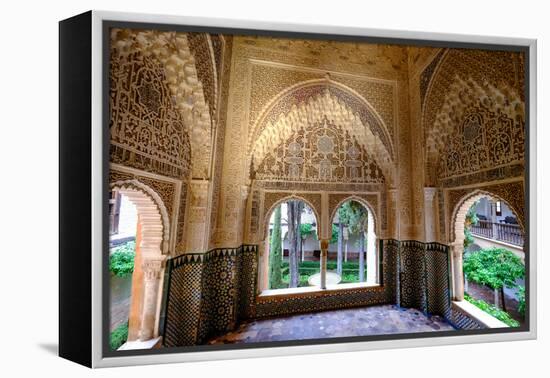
452 191 525 327
328 199 378 286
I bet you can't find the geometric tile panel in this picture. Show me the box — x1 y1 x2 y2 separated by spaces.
448 303 486 330
163 256 204 347
237 245 259 320
162 245 258 347
399 240 427 313
425 242 451 318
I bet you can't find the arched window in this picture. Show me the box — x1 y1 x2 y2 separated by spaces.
328 200 378 286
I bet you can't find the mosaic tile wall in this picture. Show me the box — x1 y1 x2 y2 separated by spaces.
163 241 482 347
163 254 204 347
397 241 452 319
425 242 452 318
162 245 258 347
399 241 427 312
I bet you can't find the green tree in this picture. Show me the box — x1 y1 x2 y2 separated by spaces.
335 206 352 276
463 247 525 312
340 201 368 282
464 202 479 249
268 205 283 289
286 200 303 288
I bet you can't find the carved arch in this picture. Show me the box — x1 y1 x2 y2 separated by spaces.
449 189 525 246
110 179 171 255
260 194 321 241
329 195 380 237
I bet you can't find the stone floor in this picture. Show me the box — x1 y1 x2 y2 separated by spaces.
208 305 455 344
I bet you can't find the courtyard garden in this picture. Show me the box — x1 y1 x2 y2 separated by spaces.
462 201 525 326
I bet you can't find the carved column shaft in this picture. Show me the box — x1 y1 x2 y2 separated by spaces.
451 243 464 301
424 187 438 243
366 211 378 284
139 258 165 340
320 239 329 289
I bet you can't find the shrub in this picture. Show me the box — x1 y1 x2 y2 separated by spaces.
463 248 524 290
110 323 129 351
517 286 526 316
109 241 136 277
464 294 520 327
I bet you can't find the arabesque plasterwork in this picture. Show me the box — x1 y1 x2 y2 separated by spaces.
108 29 526 268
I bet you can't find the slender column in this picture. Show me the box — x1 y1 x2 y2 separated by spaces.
489 200 498 239
451 243 464 301
423 187 438 242
320 239 329 289
366 211 377 284
139 257 165 340
127 218 143 342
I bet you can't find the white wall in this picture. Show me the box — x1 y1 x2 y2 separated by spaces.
475 197 517 223
116 195 138 239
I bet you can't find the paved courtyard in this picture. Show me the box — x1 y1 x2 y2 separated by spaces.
208 305 455 344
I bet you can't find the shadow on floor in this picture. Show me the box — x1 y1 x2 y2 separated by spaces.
37 343 58 356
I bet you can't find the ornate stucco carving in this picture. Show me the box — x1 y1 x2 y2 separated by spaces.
111 29 215 179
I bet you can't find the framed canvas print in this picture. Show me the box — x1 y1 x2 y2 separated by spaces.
59 10 537 368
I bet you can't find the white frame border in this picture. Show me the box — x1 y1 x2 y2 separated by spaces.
91 10 537 368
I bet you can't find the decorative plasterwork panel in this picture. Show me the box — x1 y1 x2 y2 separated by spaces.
425 76 525 185
214 37 406 246
419 49 446 106
247 62 397 143
250 80 395 166
254 116 385 184
422 49 525 186
111 29 215 179
186 33 218 121
110 51 191 179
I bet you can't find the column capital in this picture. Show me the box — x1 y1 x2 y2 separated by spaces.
320 239 330 250
423 187 438 199
142 257 166 281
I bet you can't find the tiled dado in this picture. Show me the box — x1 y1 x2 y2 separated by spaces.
162 245 257 347
162 240 482 347
398 241 452 318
